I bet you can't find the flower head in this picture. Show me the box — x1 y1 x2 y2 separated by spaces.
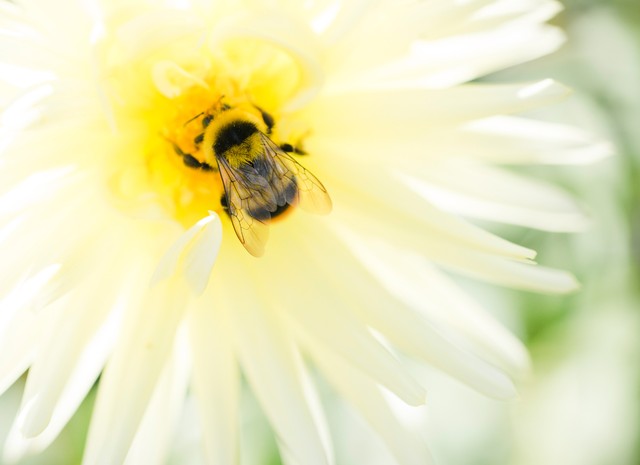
0 0 611 464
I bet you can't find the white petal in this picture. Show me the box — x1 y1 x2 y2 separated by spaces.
263 220 517 398
309 156 536 262
263 225 425 406
465 0 563 32
324 0 562 82
306 114 613 167
0 265 59 333
457 258 579 293
213 214 420 402
330 226 519 399
367 304 518 401
226 271 330 465
461 116 615 164
3 0 93 59
4 232 154 458
309 340 434 465
277 350 335 465
0 36 65 74
306 81 570 134
348 240 530 377
401 161 590 232
82 279 190 465
3 306 119 461
124 326 191 465
110 9 205 66
324 0 489 78
15 252 129 439
187 298 239 465
286 307 425 407
359 25 565 89
0 310 37 399
327 185 577 293
152 213 222 295
315 0 375 45
294 356 335 465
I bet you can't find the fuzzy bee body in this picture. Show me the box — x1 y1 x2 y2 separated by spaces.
181 101 332 256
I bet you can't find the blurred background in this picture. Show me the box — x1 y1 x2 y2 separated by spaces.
0 0 638 464
423 0 640 464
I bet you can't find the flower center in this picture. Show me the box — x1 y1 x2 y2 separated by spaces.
106 38 313 228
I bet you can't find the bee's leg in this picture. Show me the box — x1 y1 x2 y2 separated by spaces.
193 133 204 147
171 142 185 156
183 154 203 169
257 107 275 135
183 154 215 171
171 143 215 171
202 114 213 129
280 143 307 156
220 193 229 213
280 143 294 153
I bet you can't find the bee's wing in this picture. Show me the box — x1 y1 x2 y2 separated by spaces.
216 156 276 257
259 134 333 214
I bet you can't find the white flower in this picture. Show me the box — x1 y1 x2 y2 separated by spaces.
0 1 611 464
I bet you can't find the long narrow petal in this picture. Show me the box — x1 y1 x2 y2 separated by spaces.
224 257 330 465
3 306 120 461
123 327 191 465
0 310 37 399
459 116 614 164
15 237 134 439
306 115 612 167
401 161 590 232
187 296 239 465
262 228 425 406
344 239 530 377
274 220 518 399
364 25 564 89
309 157 536 262
285 307 426 407
82 278 190 465
309 342 434 465
324 0 497 77
306 81 570 135
152 213 222 294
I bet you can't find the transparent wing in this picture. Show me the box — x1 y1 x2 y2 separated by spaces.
216 134 332 257
216 156 274 257
259 133 333 215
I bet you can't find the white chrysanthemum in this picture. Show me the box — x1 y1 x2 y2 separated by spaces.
0 1 611 464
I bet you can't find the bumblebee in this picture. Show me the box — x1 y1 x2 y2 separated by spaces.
172 99 332 257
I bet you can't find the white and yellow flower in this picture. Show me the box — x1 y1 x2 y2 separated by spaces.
0 1 611 464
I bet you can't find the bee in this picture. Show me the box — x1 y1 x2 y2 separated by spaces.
173 99 332 257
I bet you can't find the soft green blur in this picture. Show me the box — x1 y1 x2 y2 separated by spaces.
324 1 640 464
426 1 640 464
504 1 640 464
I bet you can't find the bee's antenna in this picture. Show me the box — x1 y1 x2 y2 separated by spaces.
184 112 205 127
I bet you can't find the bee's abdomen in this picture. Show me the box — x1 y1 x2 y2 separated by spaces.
246 180 298 221
214 121 258 155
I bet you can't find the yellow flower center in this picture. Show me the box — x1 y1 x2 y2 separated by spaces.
105 37 312 227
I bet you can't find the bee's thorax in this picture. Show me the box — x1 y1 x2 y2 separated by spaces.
213 121 259 156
